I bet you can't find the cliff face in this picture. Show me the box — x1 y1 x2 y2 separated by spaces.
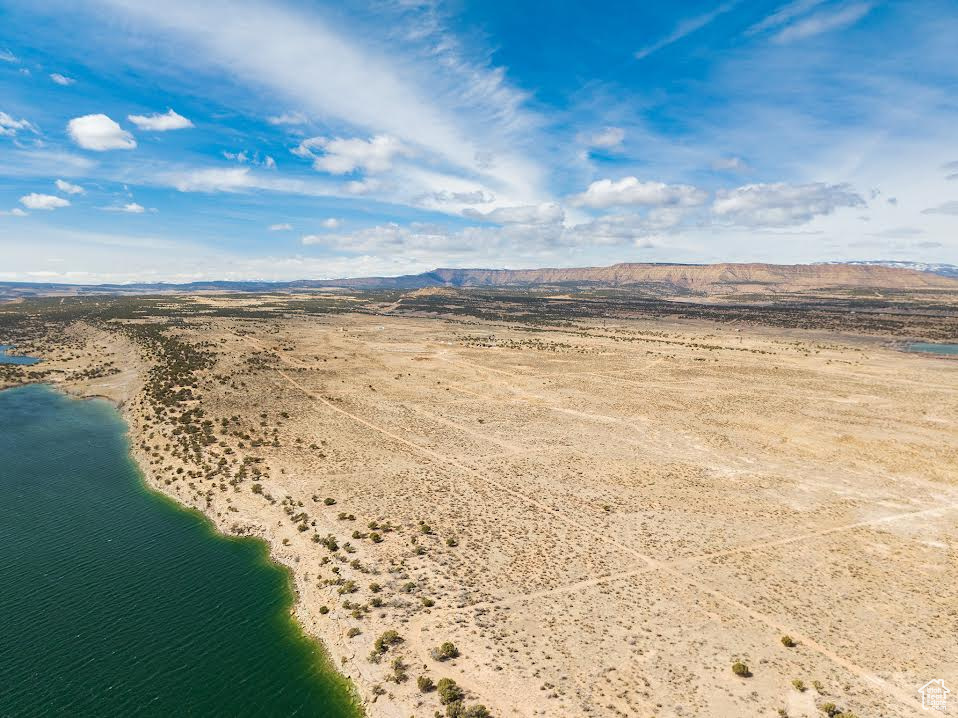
386 263 958 293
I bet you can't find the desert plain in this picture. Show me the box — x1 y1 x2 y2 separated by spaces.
1 287 956 718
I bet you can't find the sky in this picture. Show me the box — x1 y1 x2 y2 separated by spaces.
1 0 957 284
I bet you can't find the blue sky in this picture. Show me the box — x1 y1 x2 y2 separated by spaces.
1 0 956 283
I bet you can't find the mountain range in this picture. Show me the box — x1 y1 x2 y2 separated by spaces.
2 262 956 300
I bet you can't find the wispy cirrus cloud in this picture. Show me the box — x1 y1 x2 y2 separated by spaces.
635 1 741 60
746 0 827 35
94 0 548 208
774 2 873 42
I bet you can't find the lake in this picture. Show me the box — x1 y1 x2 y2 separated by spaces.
906 342 958 356
0 384 361 717
0 344 41 365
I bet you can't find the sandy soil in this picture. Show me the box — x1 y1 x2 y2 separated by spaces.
5 306 957 718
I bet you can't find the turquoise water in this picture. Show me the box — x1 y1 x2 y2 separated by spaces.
0 344 40 365
0 384 361 718
906 343 958 355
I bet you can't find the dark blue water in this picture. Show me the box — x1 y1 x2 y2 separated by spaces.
0 344 40 365
0 384 361 717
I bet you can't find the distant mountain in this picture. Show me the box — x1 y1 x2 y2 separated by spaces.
2 262 956 301
823 260 958 279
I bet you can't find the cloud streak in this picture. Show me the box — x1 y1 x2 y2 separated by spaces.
635 1 740 60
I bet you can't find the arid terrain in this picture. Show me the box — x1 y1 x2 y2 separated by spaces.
2 286 956 718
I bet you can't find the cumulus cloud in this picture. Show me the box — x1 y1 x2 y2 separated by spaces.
712 182 865 226
293 134 412 174
269 223 293 231
105 202 147 213
0 111 36 137
55 179 85 195
20 193 71 210
584 127 625 150
67 114 136 150
572 177 708 209
463 202 564 225
775 2 872 42
50 73 75 86
921 201 958 216
128 109 194 131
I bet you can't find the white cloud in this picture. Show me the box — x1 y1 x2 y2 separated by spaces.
747 0 826 35
55 179 85 195
128 109 193 131
20 193 71 210
0 111 35 137
463 202 564 225
429 190 496 205
321 218 341 229
91 0 547 205
0 49 17 63
585 127 625 150
269 223 292 231
224 150 275 169
0 208 29 216
775 2 872 42
712 182 865 226
711 156 750 173
343 178 381 195
50 73 76 86
572 177 708 209
171 167 253 192
108 202 147 213
921 201 958 216
67 114 136 150
268 111 307 126
293 134 411 174
635 1 740 60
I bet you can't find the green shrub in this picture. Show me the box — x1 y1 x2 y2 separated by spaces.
417 675 435 693
323 497 336 505
437 678 464 705
792 679 806 692
373 629 403 654
732 661 750 677
347 627 361 638
432 641 460 661
781 635 796 648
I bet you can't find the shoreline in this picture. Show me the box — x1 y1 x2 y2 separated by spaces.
0 378 369 716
